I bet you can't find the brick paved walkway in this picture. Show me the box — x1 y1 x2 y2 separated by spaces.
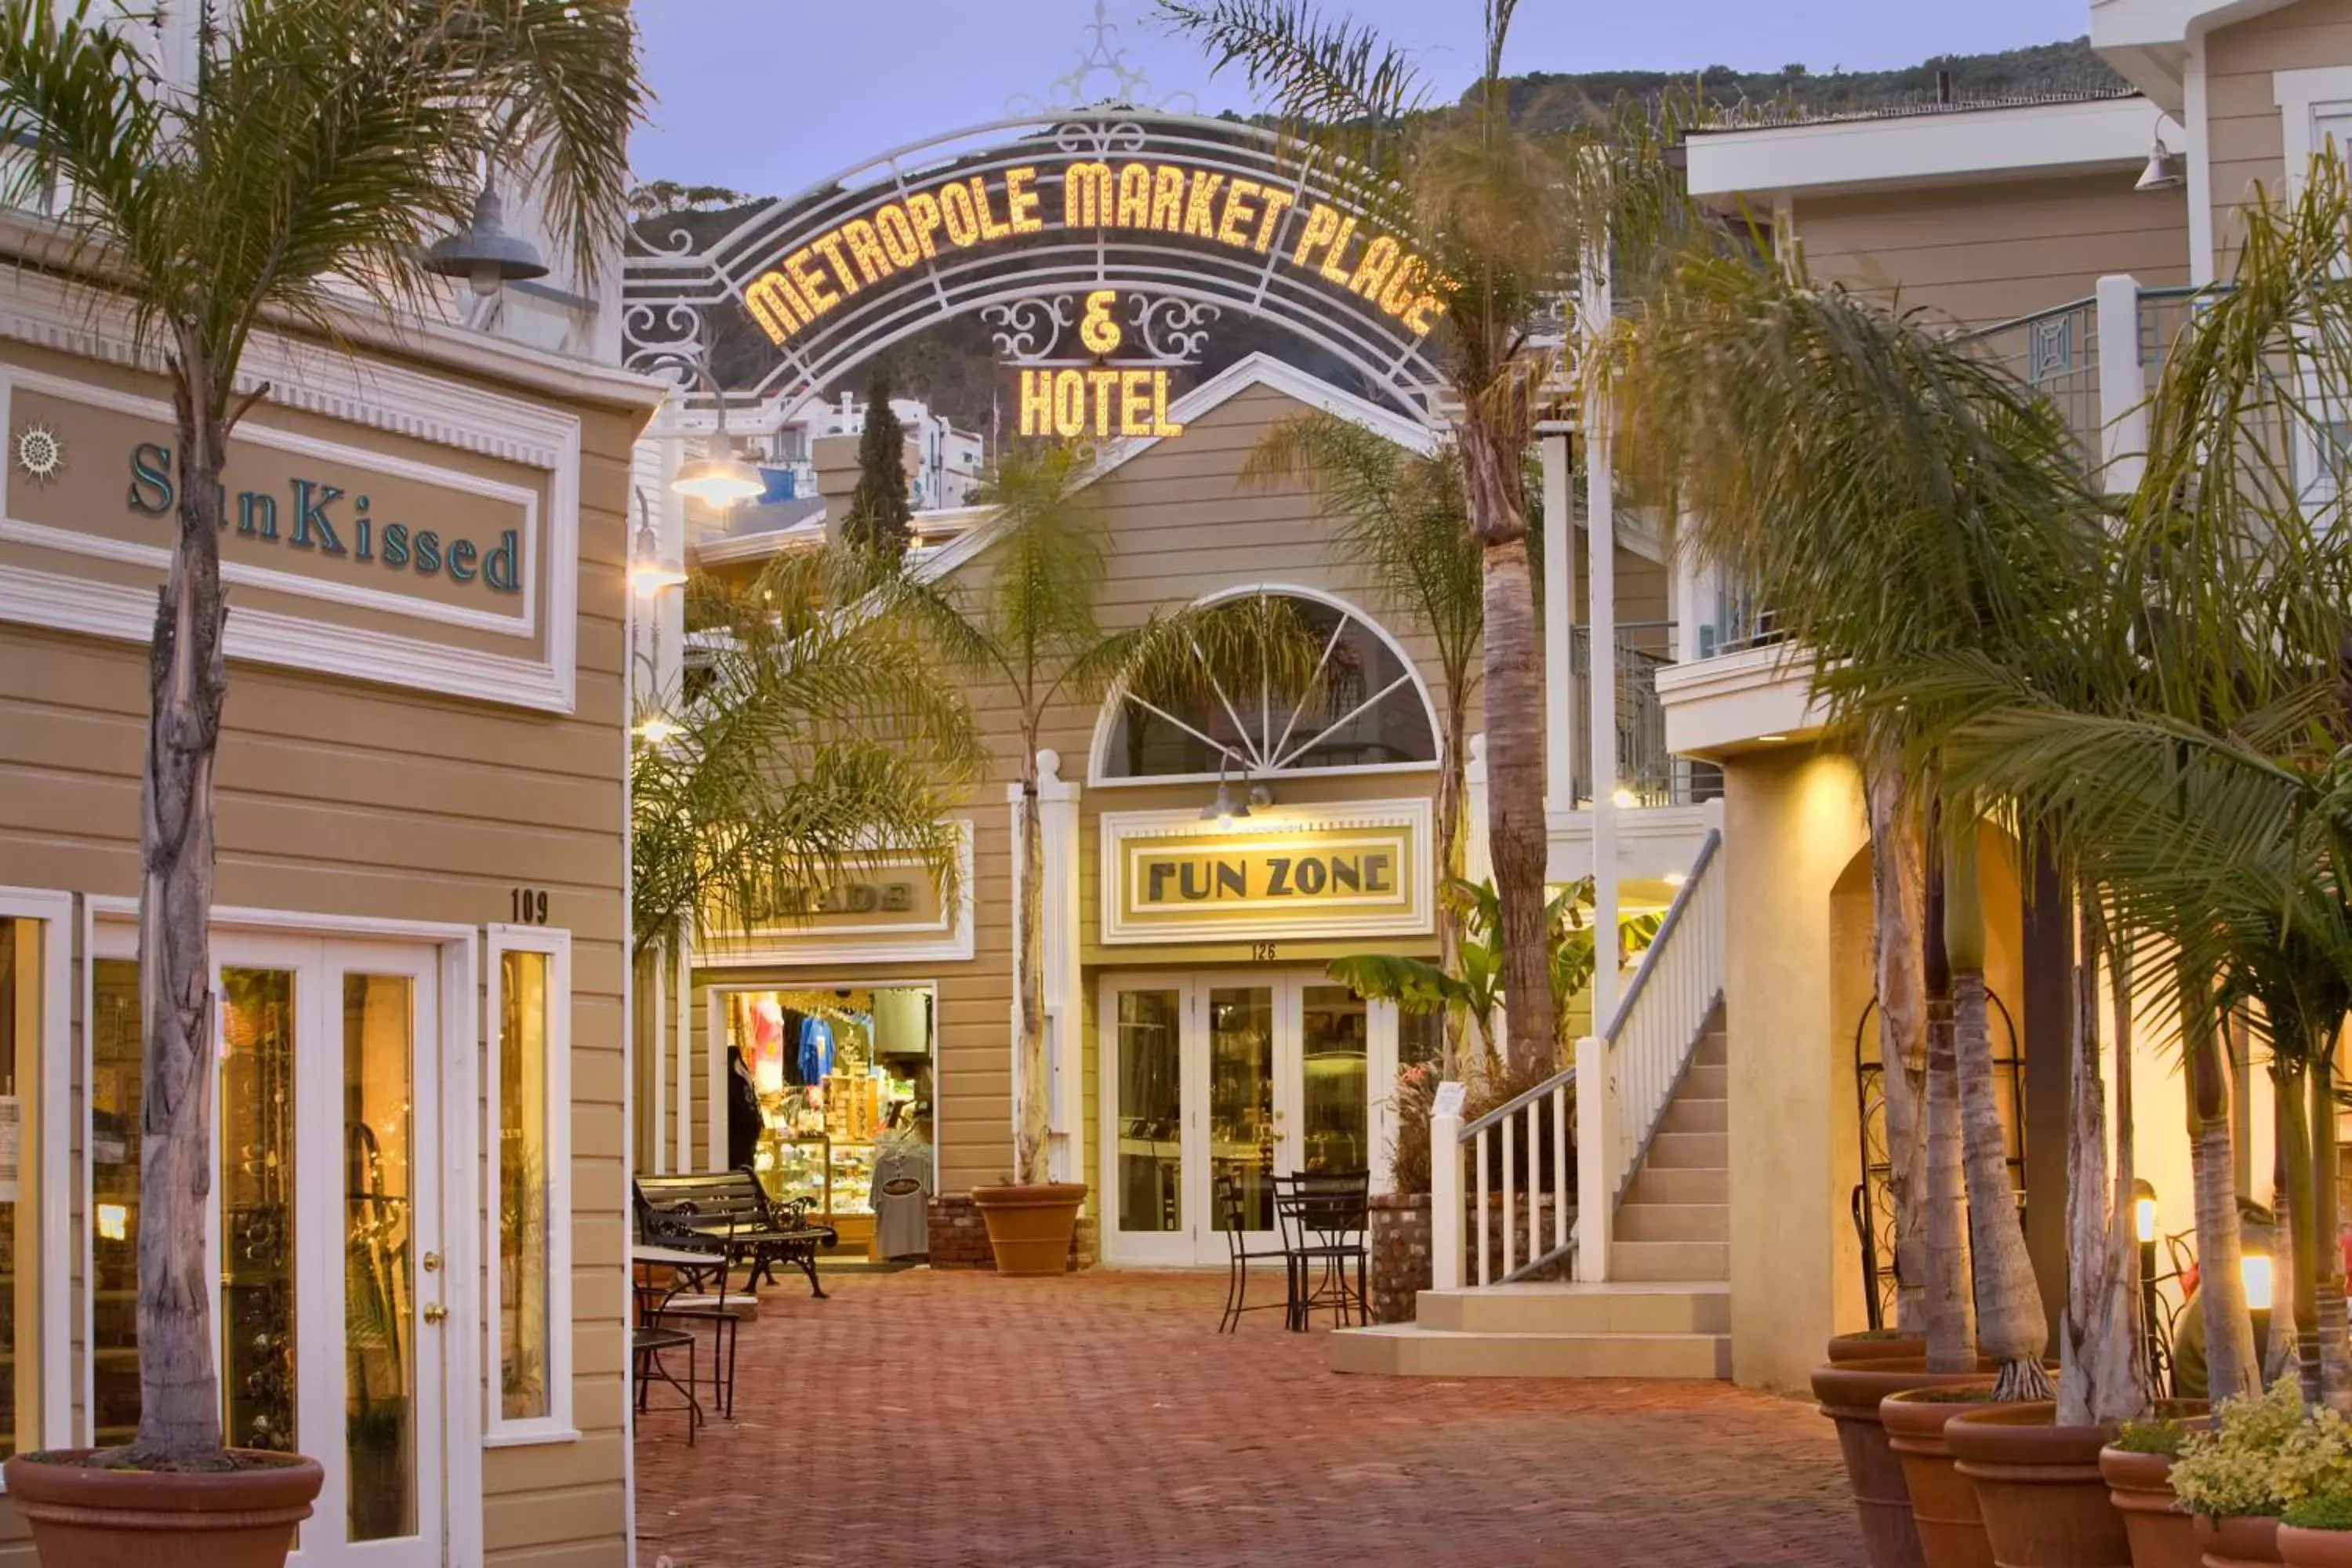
634 1269 1865 1568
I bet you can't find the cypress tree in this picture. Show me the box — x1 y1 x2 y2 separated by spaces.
843 368 913 560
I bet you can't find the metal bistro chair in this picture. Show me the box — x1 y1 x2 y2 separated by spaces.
638 1211 748 1421
1274 1171 1371 1331
1215 1171 1295 1333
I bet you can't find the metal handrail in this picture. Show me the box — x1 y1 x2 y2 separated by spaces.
1602 829 1722 1046
1961 294 2096 344
1461 1064 1574 1141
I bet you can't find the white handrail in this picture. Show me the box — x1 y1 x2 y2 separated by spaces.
1431 830 1726 1292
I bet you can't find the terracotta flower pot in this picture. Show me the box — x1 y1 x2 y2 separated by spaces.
968 1181 1088 1276
2100 1445 2201 1568
3 1449 323 1568
1811 1359 2005 1568
1882 1384 2008 1568
2194 1515 2284 1567
1947 1402 2130 1567
1832 1332 1931 1365
2279 1526 2352 1566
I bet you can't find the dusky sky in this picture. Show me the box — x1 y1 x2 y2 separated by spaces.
630 0 2089 199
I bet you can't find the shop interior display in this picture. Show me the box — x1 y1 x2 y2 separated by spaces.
726 987 936 1256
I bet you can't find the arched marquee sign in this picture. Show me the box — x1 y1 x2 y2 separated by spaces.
624 108 1450 426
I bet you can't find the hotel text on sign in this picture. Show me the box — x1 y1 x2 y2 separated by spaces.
742 159 1446 349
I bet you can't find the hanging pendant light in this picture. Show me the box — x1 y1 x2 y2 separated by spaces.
425 181 550 297
2136 137 2183 193
662 352 768 510
1200 757 1250 823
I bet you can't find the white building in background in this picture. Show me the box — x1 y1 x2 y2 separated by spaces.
748 390 985 513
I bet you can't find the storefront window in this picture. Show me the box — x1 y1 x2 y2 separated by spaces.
91 961 302 1454
1101 592 1437 780
0 915 48 1459
222 967 297 1455
492 943 554 1428
88 957 140 1446
721 985 935 1259
1300 986 1370 1176
1114 989 1182 1234
344 973 415 1541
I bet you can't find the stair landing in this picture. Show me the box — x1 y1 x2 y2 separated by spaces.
1330 1016 1730 1381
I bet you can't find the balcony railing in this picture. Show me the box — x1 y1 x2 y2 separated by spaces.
1569 622 1722 807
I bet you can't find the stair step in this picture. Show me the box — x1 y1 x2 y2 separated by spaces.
1642 1131 1727 1171
1624 1165 1728 1206
1692 1031 1726 1069
1417 1282 1730 1335
1660 1096 1726 1135
1614 1203 1729 1243
1680 1063 1728 1099
1330 1323 1731 1379
1611 1240 1730 1282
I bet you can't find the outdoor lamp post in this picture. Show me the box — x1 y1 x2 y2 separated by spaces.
662 354 766 510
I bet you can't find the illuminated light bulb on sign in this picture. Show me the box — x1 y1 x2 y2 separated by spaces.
1018 367 1184 441
97 1203 128 1241
1079 289 1122 355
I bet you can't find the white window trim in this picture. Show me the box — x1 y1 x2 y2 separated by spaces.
0 886 73 1464
1084 583 1444 789
482 924 577 1447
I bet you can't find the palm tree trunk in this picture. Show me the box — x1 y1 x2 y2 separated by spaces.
1468 509 1559 1079
1435 709 1467 1080
129 376 231 1464
1922 850 1976 1370
2183 964 2259 1403
2060 904 2146 1425
1865 760 1929 1336
2271 1116 2302 1388
2310 1033 2347 1410
1948 827 2051 1400
1013 764 1051 1185
2278 1059 2320 1404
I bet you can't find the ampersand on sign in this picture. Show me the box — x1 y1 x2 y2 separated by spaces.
1079 289 1122 356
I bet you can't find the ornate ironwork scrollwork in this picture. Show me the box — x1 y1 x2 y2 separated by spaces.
1129 296 1220 365
982 296 1078 364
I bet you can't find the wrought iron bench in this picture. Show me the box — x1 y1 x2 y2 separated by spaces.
634 1167 837 1299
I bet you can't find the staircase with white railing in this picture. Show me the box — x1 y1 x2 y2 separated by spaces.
1330 831 1731 1380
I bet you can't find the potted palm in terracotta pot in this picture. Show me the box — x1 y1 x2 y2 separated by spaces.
0 4 641 1564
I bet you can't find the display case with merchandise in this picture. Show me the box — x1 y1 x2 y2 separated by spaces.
757 1133 831 1216
828 1141 877 1217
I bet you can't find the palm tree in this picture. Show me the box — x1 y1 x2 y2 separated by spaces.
1161 0 1606 1080
629 548 986 955
1919 152 2352 1409
1243 412 1483 1074
909 443 1316 1184
1606 241 2104 1401
0 0 642 1467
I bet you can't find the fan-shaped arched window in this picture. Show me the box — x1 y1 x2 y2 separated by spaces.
1097 588 1439 782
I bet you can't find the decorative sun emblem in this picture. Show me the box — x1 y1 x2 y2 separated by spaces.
12 421 64 485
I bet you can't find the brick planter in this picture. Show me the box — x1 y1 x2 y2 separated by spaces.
927 1193 1096 1272
1370 1193 1432 1323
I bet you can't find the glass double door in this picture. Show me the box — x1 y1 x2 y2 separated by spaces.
90 934 445 1566
1102 973 1372 1266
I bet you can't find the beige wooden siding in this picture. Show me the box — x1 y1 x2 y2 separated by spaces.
1793 174 2191 328
0 335 643 1566
684 376 1650 1212
2205 0 2352 277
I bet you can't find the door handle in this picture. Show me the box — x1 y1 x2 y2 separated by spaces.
421 1252 442 1274
423 1304 448 1325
